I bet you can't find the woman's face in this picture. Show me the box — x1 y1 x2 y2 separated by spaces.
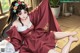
17 9 28 20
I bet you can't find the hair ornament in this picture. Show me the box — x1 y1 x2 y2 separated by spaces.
22 3 25 5
18 1 22 4
13 6 17 10
13 6 17 13
13 10 16 13
15 3 19 6
13 1 26 13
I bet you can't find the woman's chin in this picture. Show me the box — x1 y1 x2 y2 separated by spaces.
21 18 27 20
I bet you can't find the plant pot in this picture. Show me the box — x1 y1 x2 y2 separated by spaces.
51 6 60 18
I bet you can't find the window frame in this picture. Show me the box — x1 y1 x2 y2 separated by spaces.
0 0 32 16
0 0 11 16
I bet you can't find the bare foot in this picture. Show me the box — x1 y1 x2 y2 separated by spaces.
69 32 78 36
69 36 79 42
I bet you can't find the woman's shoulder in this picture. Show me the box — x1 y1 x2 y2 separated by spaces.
6 21 18 34
10 21 18 28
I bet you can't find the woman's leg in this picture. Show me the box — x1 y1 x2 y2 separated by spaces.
48 49 59 53
54 32 77 39
61 36 78 53
48 36 78 53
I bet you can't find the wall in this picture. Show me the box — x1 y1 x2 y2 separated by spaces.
67 3 80 15
0 16 8 36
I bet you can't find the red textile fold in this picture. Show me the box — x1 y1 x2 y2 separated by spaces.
29 0 61 32
6 26 24 51
6 0 61 53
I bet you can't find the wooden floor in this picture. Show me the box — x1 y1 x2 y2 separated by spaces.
55 15 80 53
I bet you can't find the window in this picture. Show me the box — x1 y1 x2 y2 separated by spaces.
0 10 1 14
20 0 25 1
0 10 1 15
1 0 10 13
0 0 32 15
10 0 15 3
0 1 2 15
25 0 32 7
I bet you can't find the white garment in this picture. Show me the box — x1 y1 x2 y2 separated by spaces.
0 40 15 53
17 20 32 32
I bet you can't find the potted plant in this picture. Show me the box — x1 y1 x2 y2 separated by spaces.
49 0 60 18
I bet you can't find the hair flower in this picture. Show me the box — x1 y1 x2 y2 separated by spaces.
18 1 21 4
15 3 19 6
13 10 16 13
13 6 17 10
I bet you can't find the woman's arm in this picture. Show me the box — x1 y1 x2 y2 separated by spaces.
10 38 24 51
29 0 48 27
29 0 61 32
6 24 24 51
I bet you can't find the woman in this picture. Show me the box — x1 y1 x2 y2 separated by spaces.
5 0 78 53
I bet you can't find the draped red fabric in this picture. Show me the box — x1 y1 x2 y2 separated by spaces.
6 0 61 53
29 0 61 32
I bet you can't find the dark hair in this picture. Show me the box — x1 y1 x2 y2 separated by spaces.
0 1 29 41
8 1 28 25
